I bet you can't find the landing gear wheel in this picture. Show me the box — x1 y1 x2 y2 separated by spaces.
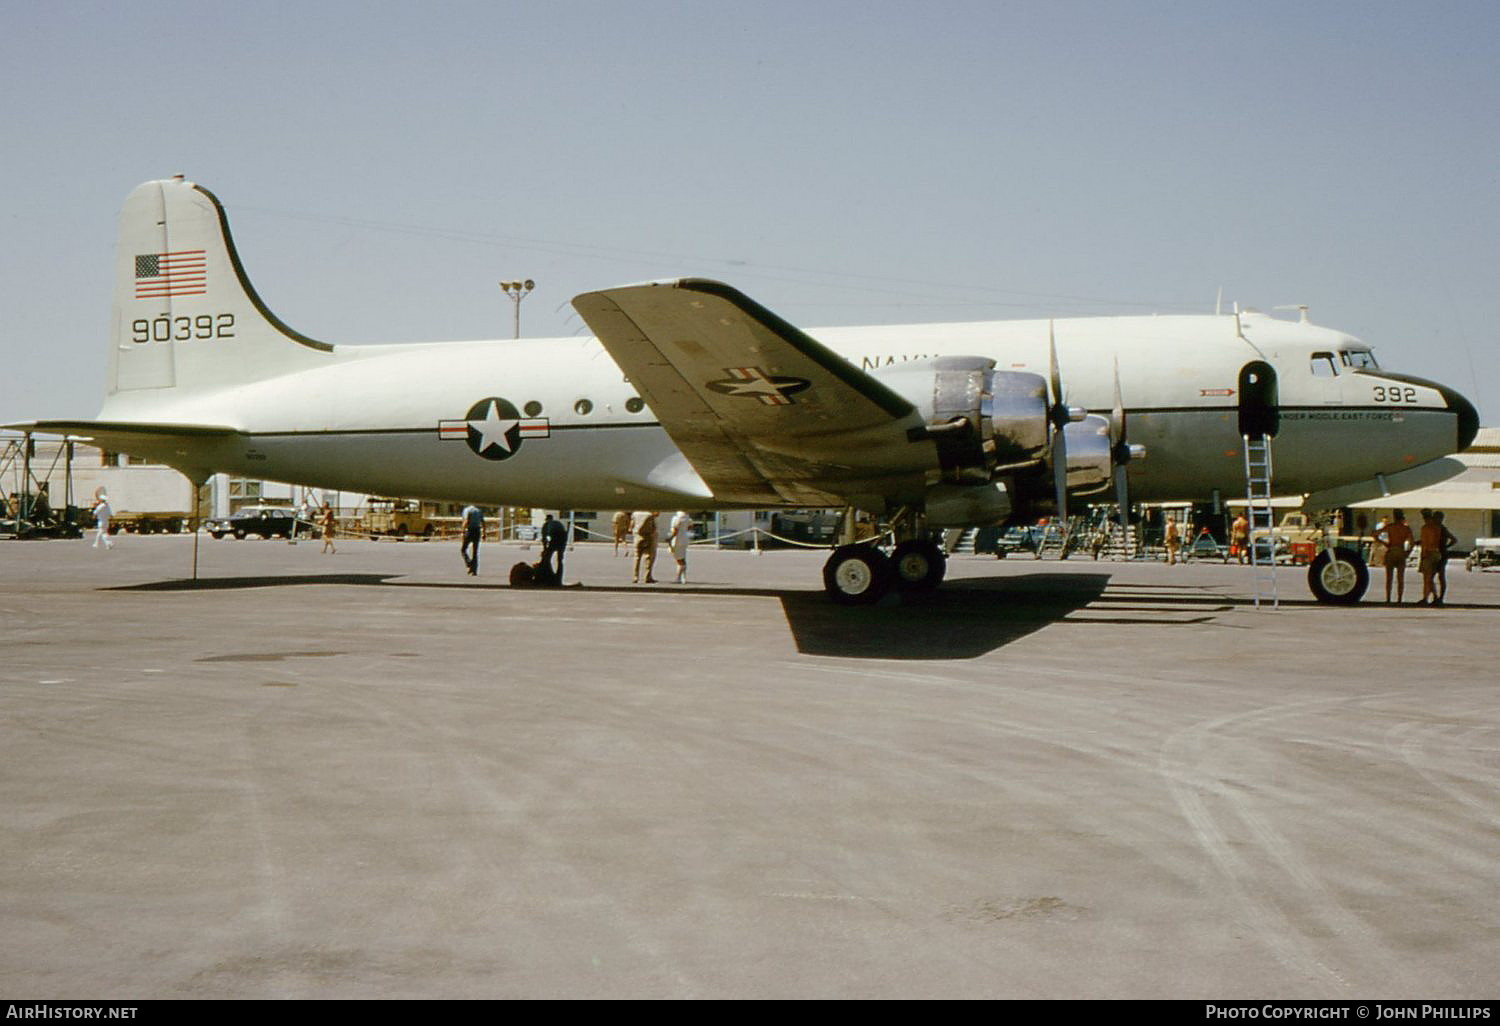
823 545 893 605
891 539 946 594
1308 547 1368 605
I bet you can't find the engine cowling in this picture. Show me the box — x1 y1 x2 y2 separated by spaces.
872 357 1051 484
1062 415 1113 495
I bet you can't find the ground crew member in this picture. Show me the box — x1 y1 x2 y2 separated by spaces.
631 510 659 584
91 490 113 550
612 510 630 556
541 513 568 583
668 511 692 583
1418 509 1442 606
461 503 483 576
1374 509 1413 604
320 503 337 555
1230 512 1249 565
1164 516 1181 565
1431 510 1458 607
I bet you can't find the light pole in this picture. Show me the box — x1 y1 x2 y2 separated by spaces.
500 279 535 339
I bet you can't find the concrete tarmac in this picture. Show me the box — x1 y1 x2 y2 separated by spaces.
2 535 1498 999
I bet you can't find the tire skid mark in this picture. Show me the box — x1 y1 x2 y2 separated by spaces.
1158 692 1417 991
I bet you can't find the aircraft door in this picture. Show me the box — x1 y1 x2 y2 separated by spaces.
1237 361 1278 439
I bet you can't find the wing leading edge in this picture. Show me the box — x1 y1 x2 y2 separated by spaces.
573 278 932 506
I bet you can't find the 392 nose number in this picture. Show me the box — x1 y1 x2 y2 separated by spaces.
130 314 236 343
1371 384 1418 404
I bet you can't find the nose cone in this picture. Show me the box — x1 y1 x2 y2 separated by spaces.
1442 383 1480 452
1455 393 1480 451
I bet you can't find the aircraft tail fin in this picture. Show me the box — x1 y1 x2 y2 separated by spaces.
107 176 332 397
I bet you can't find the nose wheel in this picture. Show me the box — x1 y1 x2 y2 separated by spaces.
1307 546 1369 605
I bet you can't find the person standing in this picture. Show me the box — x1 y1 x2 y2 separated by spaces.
1373 509 1413 604
1164 516 1181 565
541 513 568 583
612 510 630 557
319 503 337 555
91 490 113 550
1230 512 1250 565
291 496 313 544
1433 510 1458 607
668 511 693 583
460 503 483 576
631 510 659 584
1417 509 1442 606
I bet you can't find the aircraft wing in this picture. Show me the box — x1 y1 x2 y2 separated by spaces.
573 279 929 506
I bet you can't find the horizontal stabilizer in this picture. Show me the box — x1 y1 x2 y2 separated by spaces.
13 419 240 439
5 419 242 483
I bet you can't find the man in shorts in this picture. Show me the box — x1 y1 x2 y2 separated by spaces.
1417 509 1442 606
1373 509 1413 604
1433 510 1459 607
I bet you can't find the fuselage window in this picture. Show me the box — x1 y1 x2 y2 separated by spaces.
574 399 594 416
625 397 645 414
1310 353 1339 378
523 400 543 417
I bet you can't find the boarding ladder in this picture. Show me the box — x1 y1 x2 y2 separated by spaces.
1034 516 1080 560
1101 521 1140 561
1243 435 1278 609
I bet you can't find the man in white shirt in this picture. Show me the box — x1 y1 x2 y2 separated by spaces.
92 492 113 550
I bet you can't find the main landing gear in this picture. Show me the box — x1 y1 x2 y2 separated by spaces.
822 539 947 605
822 507 948 605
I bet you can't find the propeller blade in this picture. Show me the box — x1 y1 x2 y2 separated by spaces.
1110 356 1125 449
1054 432 1070 517
1111 357 1133 555
1115 463 1130 557
1049 320 1064 419
1049 321 1069 516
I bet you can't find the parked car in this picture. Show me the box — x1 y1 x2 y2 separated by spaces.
206 506 316 540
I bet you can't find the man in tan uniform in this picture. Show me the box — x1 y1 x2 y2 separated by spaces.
631 510 659 584
612 510 630 556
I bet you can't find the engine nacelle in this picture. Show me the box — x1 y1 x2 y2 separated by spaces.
872 357 1050 484
1062 415 1114 495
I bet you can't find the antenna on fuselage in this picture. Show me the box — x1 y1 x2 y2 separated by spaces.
1215 286 1223 316
1273 304 1310 323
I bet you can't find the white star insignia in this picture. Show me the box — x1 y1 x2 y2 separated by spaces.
721 378 791 398
469 400 518 454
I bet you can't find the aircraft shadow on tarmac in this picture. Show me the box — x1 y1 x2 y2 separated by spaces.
776 573 1113 659
108 573 401 591
106 570 1494 662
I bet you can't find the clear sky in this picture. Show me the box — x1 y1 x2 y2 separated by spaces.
2 0 1496 423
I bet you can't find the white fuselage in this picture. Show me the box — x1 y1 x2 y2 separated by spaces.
96 309 1467 512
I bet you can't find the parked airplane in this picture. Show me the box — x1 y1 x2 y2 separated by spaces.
9 177 1479 603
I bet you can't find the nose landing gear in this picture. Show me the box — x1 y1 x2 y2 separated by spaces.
1307 546 1369 605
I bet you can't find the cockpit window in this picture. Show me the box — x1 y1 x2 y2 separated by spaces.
1310 352 1339 378
1340 349 1379 370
